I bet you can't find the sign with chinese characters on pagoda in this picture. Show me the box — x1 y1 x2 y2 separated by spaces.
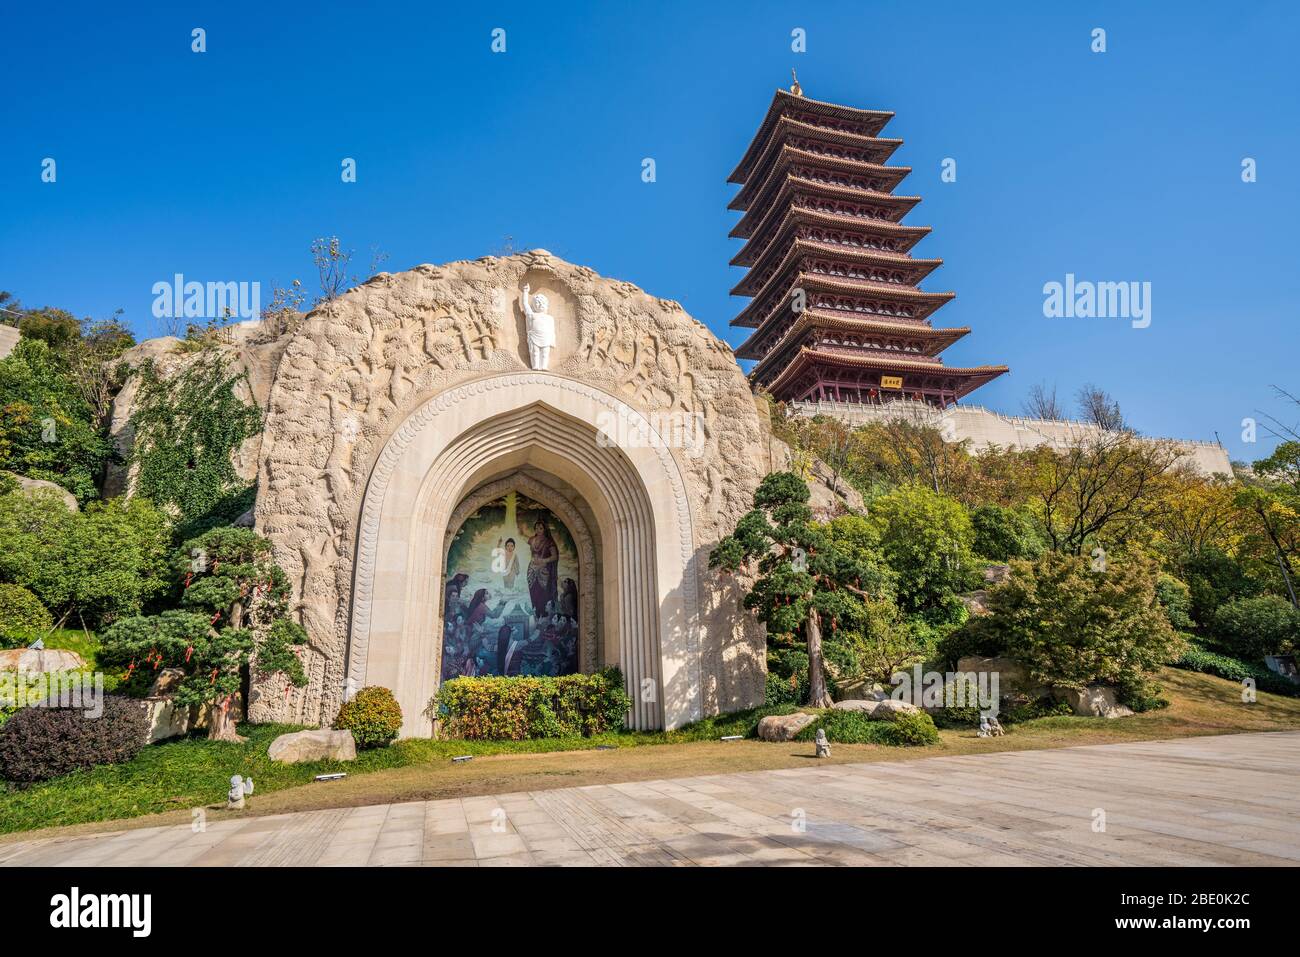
727 79 1007 408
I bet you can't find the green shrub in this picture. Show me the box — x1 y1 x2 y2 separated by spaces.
764 670 801 707
869 484 976 614
0 583 52 648
432 667 632 740
884 710 940 746
0 695 147 782
971 504 1044 562
957 553 1185 691
333 686 402 749
795 708 938 746
1000 695 1073 723
930 676 983 728
1175 644 1300 697
1182 548 1259 629
1212 595 1300 660
1155 573 1194 631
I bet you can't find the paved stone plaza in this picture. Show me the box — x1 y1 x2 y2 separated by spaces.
4 732 1298 867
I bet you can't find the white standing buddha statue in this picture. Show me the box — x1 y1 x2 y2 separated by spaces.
521 283 556 370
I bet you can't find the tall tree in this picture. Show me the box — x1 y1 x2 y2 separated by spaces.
1076 383 1128 432
1022 381 1064 420
710 472 882 707
1026 432 1180 555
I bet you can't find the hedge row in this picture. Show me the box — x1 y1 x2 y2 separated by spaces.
433 667 632 740
1174 646 1300 698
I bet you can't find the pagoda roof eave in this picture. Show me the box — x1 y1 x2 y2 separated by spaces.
735 310 970 360
732 226 943 283
728 250 951 314
729 144 912 212
730 175 928 241
728 89 896 183
731 268 956 328
733 214 935 270
756 347 1008 401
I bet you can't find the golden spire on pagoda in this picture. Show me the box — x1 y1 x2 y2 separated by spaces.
790 69 802 96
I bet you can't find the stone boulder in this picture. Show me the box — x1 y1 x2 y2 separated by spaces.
268 728 357 763
831 699 880 714
137 697 190 743
956 656 1051 701
11 475 79 511
868 699 921 722
1055 685 1134 719
757 712 816 742
0 648 86 673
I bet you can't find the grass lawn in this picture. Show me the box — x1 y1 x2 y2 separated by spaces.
3 667 1299 840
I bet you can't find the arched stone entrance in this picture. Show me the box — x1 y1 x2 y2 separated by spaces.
346 373 696 734
251 251 774 737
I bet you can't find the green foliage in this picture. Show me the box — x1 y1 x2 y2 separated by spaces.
334 686 403 749
433 667 632 740
870 483 976 616
128 354 263 541
794 707 938 746
1000 696 1074 723
0 584 52 648
1211 595 1300 660
1174 643 1300 697
958 553 1185 691
711 472 889 706
0 489 171 627
1155 573 1194 631
0 695 147 783
886 709 941 745
930 675 983 728
0 338 112 502
1181 548 1260 629
98 528 306 718
970 504 1044 562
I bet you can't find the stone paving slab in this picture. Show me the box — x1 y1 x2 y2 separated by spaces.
4 731 1299 867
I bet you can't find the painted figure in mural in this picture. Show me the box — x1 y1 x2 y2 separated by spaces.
442 492 580 680
521 283 556 370
521 517 560 618
445 573 469 615
496 537 520 589
496 623 523 676
559 578 578 619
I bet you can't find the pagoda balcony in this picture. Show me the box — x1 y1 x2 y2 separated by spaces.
735 308 970 361
729 145 911 211
730 174 924 240
729 89 895 183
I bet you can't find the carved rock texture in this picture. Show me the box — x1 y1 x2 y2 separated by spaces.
251 252 774 730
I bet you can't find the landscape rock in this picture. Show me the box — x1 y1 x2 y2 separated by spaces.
267 728 357 763
831 699 879 714
956 656 1050 700
11 475 79 511
1055 685 1134 719
147 667 186 697
757 712 816 742
0 648 86 673
869 698 921 721
137 697 190 743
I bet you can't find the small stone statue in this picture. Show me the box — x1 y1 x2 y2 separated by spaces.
814 728 831 758
521 283 556 370
977 715 1006 738
227 774 254 809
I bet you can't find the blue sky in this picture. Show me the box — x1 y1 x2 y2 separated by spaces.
2 0 1297 460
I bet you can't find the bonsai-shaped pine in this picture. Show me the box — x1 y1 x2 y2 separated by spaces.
100 527 307 741
710 472 881 708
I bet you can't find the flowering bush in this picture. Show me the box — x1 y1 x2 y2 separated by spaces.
432 667 631 740
333 686 402 748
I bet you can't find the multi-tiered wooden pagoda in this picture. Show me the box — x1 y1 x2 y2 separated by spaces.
729 80 1007 407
